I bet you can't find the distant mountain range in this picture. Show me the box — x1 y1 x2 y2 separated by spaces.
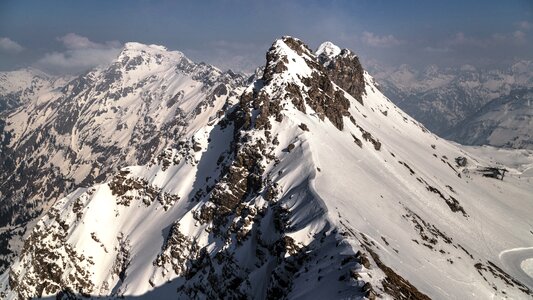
367 61 533 149
445 87 532 149
0 68 70 112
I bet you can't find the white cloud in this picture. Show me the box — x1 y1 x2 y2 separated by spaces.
448 30 527 48
513 30 526 43
452 32 466 44
423 46 451 53
184 40 264 73
0 37 24 53
58 33 102 50
449 32 483 46
57 33 121 50
36 33 122 74
361 32 403 48
517 21 532 31
37 48 122 73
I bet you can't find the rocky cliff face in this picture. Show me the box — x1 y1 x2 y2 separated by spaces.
1 37 532 300
317 41 366 104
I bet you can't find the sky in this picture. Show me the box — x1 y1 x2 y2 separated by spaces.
0 0 532 74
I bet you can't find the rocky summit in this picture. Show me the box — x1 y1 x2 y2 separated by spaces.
0 37 532 299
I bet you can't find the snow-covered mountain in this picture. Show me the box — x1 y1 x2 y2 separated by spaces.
368 62 533 144
1 37 532 299
0 68 68 113
0 43 245 273
445 88 533 149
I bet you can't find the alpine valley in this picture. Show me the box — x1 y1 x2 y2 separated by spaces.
368 62 533 149
0 37 532 299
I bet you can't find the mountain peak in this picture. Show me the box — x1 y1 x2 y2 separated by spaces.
247 36 362 130
261 36 317 83
267 36 318 64
279 36 314 55
316 41 341 58
117 42 186 67
96 41 190 77
2 36 533 300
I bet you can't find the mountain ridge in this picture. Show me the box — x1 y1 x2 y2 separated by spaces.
368 61 533 146
446 87 533 149
0 37 532 299
0 41 246 274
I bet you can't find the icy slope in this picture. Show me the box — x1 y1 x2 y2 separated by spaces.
2 37 533 299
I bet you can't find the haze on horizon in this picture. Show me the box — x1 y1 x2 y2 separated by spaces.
0 0 531 75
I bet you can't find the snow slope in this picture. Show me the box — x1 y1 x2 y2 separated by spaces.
1 37 532 299
0 68 68 112
0 43 245 274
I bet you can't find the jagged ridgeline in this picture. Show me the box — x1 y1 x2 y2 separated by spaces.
1 37 532 300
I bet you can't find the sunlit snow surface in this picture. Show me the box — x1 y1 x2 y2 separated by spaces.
1 38 532 299
522 259 533 279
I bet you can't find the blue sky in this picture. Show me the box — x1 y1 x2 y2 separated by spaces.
0 0 531 74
